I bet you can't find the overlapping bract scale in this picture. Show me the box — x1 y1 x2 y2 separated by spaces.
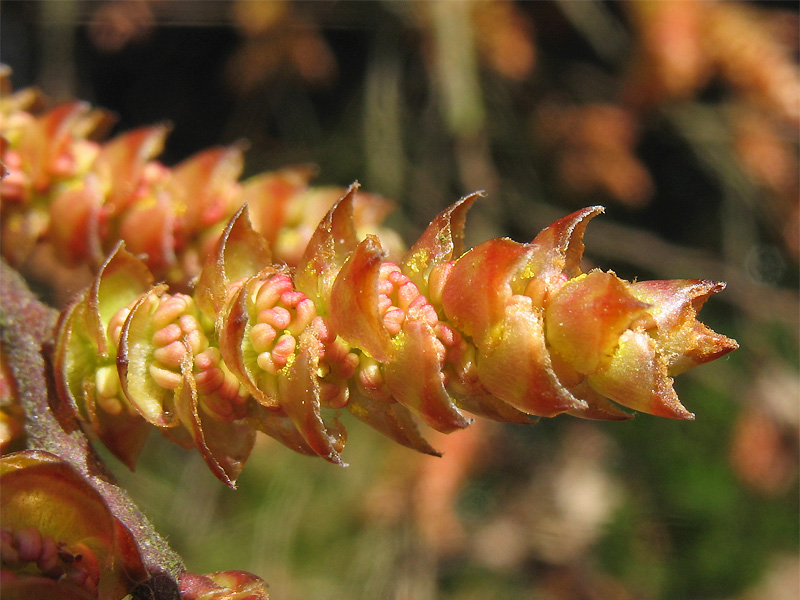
52 184 738 486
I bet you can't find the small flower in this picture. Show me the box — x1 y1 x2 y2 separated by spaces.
179 570 269 600
53 243 155 469
0 450 147 599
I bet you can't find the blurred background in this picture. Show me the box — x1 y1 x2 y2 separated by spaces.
2 1 798 599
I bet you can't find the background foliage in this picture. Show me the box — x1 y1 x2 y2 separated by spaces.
2 1 798 599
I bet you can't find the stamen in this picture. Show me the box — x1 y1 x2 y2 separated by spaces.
255 274 293 310
178 314 201 335
250 323 277 353
153 340 188 369
271 334 297 368
397 281 419 311
195 347 221 371
152 294 192 330
377 277 394 296
383 308 405 335
311 316 334 343
195 367 225 396
36 536 60 575
359 360 383 391
386 267 408 287
258 306 291 330
95 365 119 401
107 307 131 346
152 323 182 347
321 382 349 409
257 351 278 375
149 364 182 390
15 528 42 563
280 290 306 307
185 328 209 355
288 298 316 335
377 294 393 314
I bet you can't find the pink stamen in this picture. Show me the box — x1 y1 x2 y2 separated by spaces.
258 306 291 330
321 382 349 409
202 393 235 421
149 364 182 390
153 341 186 369
271 334 296 368
153 340 188 369
220 371 244 403
288 298 317 335
1 530 18 564
255 274 293 310
178 314 201 335
194 347 221 371
411 301 438 327
107 307 131 346
250 322 277 353
152 295 191 330
387 267 409 286
383 308 405 335
185 328 208 355
36 536 60 575
340 352 360 380
152 323 182 347
377 294 393 314
280 290 305 307
379 262 398 277
377 277 394 296
195 367 225 396
435 322 459 347
324 337 350 364
311 316 333 342
397 281 420 311
15 528 42 564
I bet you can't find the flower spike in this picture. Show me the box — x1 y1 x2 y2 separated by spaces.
53 189 738 482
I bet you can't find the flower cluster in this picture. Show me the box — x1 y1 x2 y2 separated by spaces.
54 186 738 487
0 71 398 290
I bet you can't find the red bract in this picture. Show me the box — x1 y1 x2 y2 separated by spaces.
53 185 738 486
